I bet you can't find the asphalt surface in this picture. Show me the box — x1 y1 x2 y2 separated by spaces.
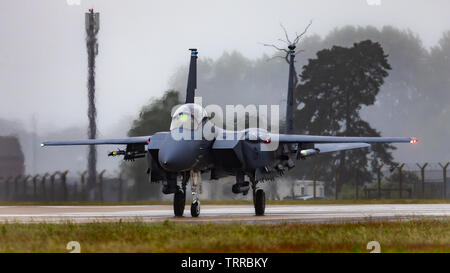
0 204 449 224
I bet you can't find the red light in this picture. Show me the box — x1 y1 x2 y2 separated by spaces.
265 139 271 143
146 140 150 144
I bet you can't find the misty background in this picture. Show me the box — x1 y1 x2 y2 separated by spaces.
0 0 449 177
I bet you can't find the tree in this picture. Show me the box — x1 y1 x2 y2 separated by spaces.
293 40 395 193
121 90 181 200
322 26 430 143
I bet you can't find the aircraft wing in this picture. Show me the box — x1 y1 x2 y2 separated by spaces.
268 134 416 155
41 136 150 146
274 134 416 144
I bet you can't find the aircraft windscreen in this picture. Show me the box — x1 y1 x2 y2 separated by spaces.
170 104 208 130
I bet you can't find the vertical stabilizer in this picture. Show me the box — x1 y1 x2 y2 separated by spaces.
185 48 198 103
285 44 296 134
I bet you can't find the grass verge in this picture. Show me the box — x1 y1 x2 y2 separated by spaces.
0 219 449 252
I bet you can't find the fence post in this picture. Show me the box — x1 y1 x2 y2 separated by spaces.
416 163 428 199
41 173 49 202
398 164 405 198
74 182 78 200
32 175 40 201
377 163 384 200
118 172 124 202
98 170 106 202
4 177 11 201
61 171 69 201
313 164 318 200
81 171 88 201
13 175 21 200
335 164 340 200
22 175 31 200
355 164 360 200
50 172 60 201
439 163 449 200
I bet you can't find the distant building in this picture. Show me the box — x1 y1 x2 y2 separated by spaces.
0 136 25 178
283 179 326 200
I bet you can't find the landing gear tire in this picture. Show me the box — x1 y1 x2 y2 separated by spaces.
191 200 200 217
254 189 265 216
173 190 186 217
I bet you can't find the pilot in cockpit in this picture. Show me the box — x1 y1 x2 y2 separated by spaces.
170 103 209 131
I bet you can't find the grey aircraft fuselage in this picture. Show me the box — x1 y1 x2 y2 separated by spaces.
150 120 279 182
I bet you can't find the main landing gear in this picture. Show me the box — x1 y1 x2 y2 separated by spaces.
233 172 266 216
172 171 202 217
251 180 265 216
173 173 188 217
253 188 266 216
174 171 267 217
173 190 186 216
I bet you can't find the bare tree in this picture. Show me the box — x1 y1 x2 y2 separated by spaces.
262 20 313 86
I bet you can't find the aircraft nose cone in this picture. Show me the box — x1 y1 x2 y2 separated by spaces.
158 139 200 172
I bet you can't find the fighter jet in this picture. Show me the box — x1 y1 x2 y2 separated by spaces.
42 48 417 217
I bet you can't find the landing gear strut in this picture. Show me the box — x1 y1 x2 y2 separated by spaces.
252 181 265 216
190 170 202 217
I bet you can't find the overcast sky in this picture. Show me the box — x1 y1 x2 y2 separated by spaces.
1 0 449 136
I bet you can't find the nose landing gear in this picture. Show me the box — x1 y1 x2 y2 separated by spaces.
171 171 202 217
190 170 202 217
191 198 200 217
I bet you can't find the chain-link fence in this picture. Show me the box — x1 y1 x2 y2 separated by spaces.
0 171 127 202
0 162 448 202
326 162 449 200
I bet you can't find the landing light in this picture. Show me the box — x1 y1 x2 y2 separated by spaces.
410 138 418 144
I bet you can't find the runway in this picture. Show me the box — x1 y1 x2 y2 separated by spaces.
0 204 449 224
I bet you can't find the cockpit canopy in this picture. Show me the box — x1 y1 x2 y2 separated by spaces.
170 103 208 130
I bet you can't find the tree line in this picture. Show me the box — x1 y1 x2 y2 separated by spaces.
124 25 450 199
